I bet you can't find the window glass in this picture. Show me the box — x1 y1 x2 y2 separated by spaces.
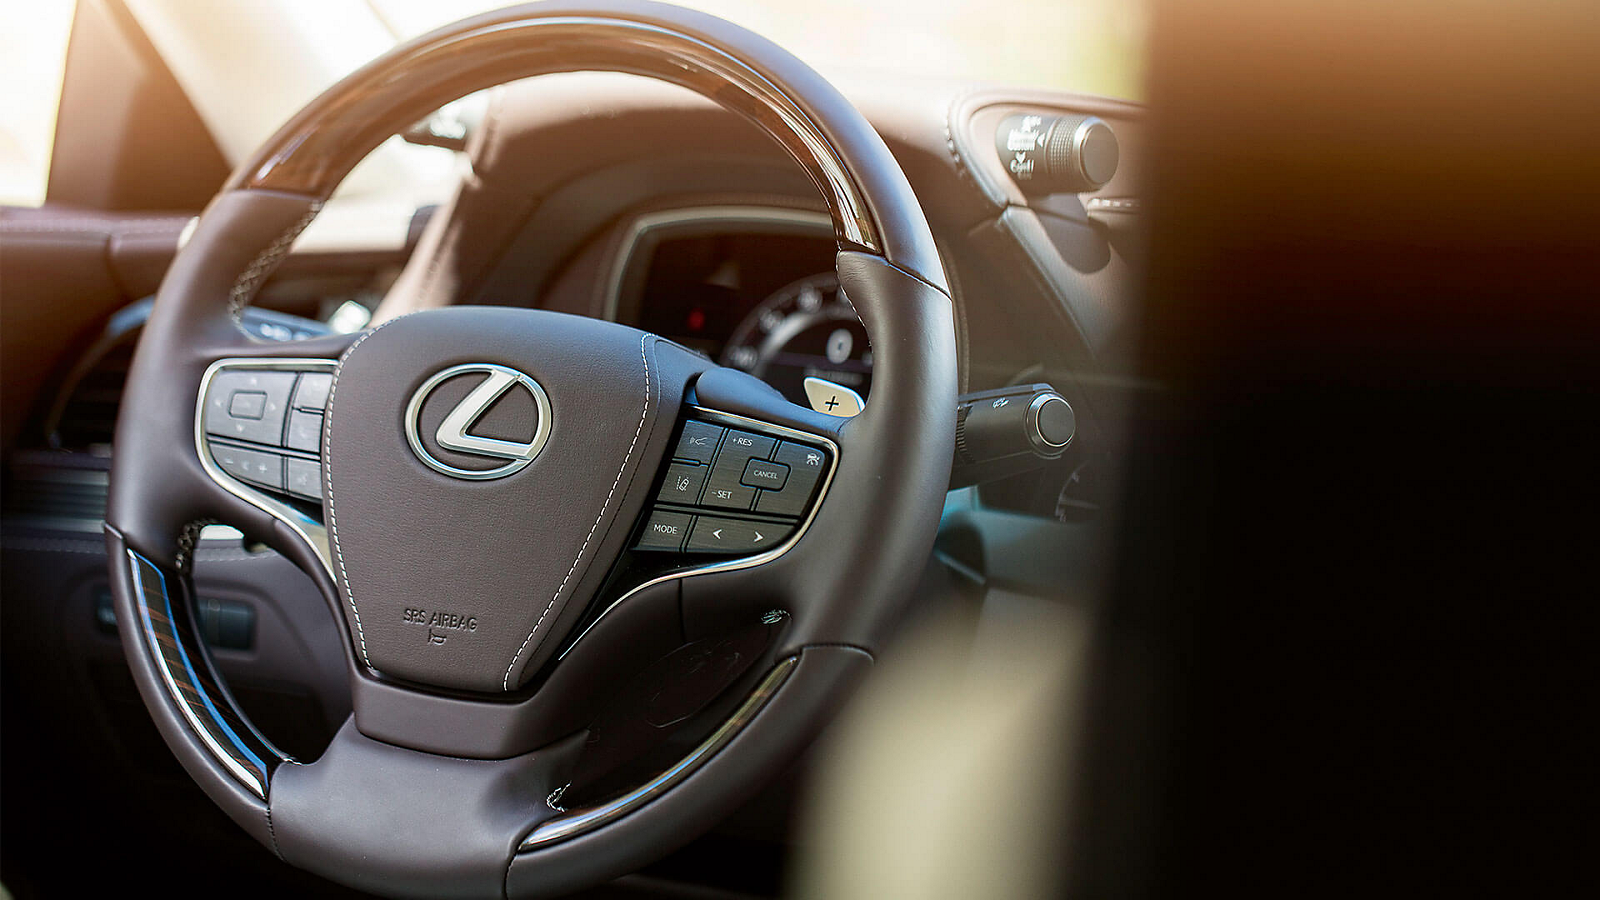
0 0 76 207
371 0 1146 99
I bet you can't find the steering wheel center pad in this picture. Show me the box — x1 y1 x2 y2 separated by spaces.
324 307 707 693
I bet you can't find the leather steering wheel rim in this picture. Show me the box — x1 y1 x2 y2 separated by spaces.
105 3 955 897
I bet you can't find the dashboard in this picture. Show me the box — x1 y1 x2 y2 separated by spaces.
610 208 872 407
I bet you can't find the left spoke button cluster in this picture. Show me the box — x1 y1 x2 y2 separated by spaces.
202 365 331 506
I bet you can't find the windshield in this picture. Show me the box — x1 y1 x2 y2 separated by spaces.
370 0 1145 99
0 0 1141 207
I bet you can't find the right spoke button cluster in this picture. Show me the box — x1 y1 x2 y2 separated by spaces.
636 416 832 555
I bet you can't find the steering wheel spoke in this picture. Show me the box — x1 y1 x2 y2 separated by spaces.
102 339 355 830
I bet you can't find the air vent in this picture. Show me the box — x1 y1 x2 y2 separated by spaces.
10 303 337 535
41 298 337 453
1 449 110 533
53 341 135 451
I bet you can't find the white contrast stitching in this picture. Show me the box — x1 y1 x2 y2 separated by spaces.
322 312 424 667
264 802 283 860
501 333 655 691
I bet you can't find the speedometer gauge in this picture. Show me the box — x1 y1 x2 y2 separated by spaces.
720 272 872 407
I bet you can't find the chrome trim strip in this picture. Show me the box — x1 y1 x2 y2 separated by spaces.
126 548 283 799
195 358 336 578
518 655 798 851
603 205 834 323
557 405 839 661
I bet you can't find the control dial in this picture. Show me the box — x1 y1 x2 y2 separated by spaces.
996 113 1120 194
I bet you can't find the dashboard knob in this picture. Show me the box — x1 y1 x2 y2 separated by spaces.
996 113 1120 194
1029 393 1077 453
951 384 1076 489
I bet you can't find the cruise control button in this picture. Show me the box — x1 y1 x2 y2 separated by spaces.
701 482 754 510
741 458 789 490
293 372 333 410
673 420 724 464
686 516 788 554
719 429 776 459
285 458 322 501
702 428 776 510
285 410 323 453
210 443 284 491
635 509 693 552
754 441 829 517
656 462 708 505
204 370 295 446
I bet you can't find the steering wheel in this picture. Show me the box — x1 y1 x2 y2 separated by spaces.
105 2 955 896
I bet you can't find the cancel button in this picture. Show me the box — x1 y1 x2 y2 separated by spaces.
740 458 790 491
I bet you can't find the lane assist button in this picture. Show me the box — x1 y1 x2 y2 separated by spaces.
656 461 708 505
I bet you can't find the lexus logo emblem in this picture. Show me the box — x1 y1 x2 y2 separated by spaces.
404 363 551 480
